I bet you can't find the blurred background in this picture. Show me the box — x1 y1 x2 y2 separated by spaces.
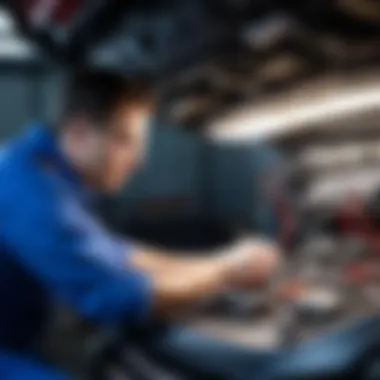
4 0 380 351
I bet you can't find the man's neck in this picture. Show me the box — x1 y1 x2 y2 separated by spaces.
58 134 102 191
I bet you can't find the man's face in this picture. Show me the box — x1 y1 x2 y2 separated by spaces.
102 104 150 192
67 104 150 192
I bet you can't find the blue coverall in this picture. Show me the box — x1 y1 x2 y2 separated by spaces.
0 124 152 379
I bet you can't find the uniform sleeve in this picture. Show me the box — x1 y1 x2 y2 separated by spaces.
1 174 152 326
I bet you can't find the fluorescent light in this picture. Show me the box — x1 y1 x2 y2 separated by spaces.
0 8 15 34
306 168 380 206
207 72 380 142
0 38 35 59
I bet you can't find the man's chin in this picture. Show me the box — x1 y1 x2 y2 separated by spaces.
102 178 130 194
102 185 123 194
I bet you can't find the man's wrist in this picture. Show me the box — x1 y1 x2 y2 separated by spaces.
211 254 238 291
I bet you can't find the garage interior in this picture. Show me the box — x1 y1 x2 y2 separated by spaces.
2 1 380 378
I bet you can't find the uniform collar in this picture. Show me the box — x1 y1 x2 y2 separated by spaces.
23 123 97 204
24 123 80 183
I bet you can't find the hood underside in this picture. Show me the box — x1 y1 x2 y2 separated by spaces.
4 0 380 133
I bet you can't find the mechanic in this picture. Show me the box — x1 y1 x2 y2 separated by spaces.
0 70 279 379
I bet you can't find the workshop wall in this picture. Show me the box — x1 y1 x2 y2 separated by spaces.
0 66 45 138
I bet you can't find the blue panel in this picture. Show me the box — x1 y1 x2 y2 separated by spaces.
206 142 282 236
117 125 203 220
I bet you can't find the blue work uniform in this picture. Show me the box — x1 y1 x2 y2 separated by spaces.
0 124 152 379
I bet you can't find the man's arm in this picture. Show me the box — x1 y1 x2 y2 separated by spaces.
128 239 280 316
129 243 225 273
131 240 279 284
3 172 278 323
142 254 230 316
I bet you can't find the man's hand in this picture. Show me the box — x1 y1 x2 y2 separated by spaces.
131 238 280 317
221 238 281 289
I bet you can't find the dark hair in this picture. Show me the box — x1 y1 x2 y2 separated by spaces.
62 70 154 124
